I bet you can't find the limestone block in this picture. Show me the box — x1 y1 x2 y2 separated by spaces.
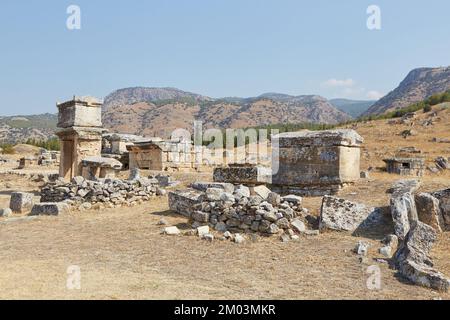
168 189 203 217
213 165 272 185
319 196 383 232
30 203 70 216
9 192 34 213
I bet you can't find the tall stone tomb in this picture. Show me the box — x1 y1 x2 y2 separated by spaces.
55 96 105 180
271 129 363 196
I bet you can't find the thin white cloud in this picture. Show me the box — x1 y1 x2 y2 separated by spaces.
322 78 355 88
366 90 384 100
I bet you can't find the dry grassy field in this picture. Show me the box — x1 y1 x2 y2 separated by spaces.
0 106 449 300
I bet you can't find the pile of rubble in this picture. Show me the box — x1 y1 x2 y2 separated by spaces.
168 182 318 241
41 175 167 208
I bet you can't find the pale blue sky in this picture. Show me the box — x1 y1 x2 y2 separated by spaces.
1 0 449 115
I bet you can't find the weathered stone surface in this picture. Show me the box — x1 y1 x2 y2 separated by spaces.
267 192 281 206
394 221 449 292
30 203 70 216
164 226 181 235
128 168 140 181
355 241 370 256
234 234 245 244
272 129 363 195
319 196 382 232
202 233 214 242
281 195 302 205
213 165 272 185
251 185 272 200
197 226 210 237
415 193 443 232
192 211 210 223
168 189 203 217
389 180 420 240
0 208 12 217
9 192 34 213
431 189 450 231
191 182 234 194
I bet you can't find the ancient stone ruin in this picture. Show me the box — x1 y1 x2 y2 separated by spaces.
271 129 363 196
383 157 425 177
213 163 272 186
55 96 106 180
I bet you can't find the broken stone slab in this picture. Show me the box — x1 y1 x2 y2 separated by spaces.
389 179 420 195
128 168 140 181
234 185 250 199
213 165 272 185
30 203 70 216
251 185 272 200
9 192 34 214
164 226 181 235
190 182 234 194
431 189 450 231
319 196 383 232
197 226 210 238
168 189 203 218
394 221 449 292
415 193 443 232
234 234 245 244
281 195 303 206
390 192 418 241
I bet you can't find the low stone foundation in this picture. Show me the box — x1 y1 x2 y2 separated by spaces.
40 176 166 208
169 183 316 237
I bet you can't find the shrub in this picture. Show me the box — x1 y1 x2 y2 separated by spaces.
0 144 15 154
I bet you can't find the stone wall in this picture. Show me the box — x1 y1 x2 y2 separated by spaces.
41 176 166 208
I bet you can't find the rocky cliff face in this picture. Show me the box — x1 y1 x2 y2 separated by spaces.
364 67 450 116
102 88 351 137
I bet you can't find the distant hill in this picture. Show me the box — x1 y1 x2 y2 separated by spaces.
329 99 375 118
102 88 351 137
0 113 57 144
363 66 450 116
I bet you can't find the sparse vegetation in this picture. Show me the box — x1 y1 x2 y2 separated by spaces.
25 137 60 151
0 143 15 154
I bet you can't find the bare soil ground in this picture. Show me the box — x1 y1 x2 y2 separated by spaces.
0 106 449 300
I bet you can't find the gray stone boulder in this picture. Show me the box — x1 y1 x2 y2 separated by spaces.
431 189 450 231
9 192 34 213
0 208 12 217
415 193 443 232
394 221 449 292
30 203 70 216
319 196 383 232
251 185 272 200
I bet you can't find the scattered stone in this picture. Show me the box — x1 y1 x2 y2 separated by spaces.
379 246 393 258
156 187 167 196
234 234 245 244
164 226 181 235
30 203 70 216
355 241 370 256
291 219 306 233
267 192 281 206
319 196 383 232
291 235 300 241
251 185 272 200
197 226 210 238
280 233 290 243
224 231 233 239
78 202 92 211
202 233 214 242
213 165 272 185
158 218 168 226
382 234 399 250
0 208 12 217
390 180 420 240
9 192 34 213
360 171 370 179
303 230 320 236
432 189 450 231
214 222 227 232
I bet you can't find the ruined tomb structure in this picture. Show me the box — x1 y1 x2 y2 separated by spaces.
383 157 425 177
271 129 363 196
55 96 107 180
